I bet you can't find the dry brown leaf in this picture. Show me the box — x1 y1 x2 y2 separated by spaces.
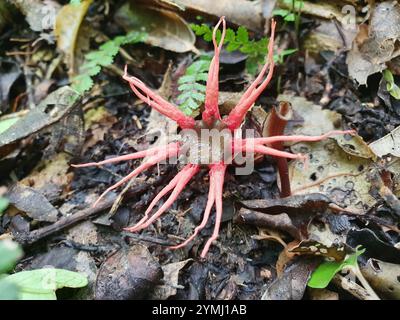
55 0 93 73
173 0 263 31
347 1 400 84
151 259 192 299
115 3 196 53
369 124 400 158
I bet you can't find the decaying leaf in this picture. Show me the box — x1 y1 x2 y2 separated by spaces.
281 95 376 211
7 184 58 223
115 3 196 53
347 229 400 264
55 0 93 73
361 258 400 300
239 193 337 239
347 1 400 85
235 208 300 239
289 240 347 262
151 259 192 299
262 257 320 300
0 86 80 151
369 124 400 158
169 0 263 31
10 0 61 32
289 138 375 211
95 245 163 300
19 153 72 202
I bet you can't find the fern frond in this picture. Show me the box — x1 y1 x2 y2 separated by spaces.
72 31 147 94
176 56 211 116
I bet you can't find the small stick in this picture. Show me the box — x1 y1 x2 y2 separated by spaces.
13 178 164 246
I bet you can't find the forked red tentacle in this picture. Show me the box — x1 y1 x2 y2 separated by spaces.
169 169 216 250
92 143 180 207
123 66 195 129
71 144 175 168
242 130 356 146
202 16 226 126
125 164 200 232
224 20 277 130
126 164 195 231
200 163 227 258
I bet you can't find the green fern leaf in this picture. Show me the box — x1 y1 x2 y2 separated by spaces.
176 55 211 117
72 31 147 94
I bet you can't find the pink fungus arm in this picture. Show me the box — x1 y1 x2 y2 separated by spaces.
123 66 195 129
125 164 200 232
202 16 226 126
92 143 180 207
200 163 227 258
224 20 277 130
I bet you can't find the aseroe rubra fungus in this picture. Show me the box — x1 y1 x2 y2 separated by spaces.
73 17 354 258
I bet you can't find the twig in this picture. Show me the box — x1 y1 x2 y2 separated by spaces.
13 177 165 246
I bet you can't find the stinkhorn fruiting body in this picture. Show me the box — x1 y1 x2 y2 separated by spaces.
73 17 355 258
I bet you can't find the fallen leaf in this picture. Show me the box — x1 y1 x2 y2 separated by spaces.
347 229 400 264
289 240 347 262
346 1 400 85
7 184 58 223
361 258 400 300
369 124 400 157
10 0 61 32
289 138 375 211
115 3 196 53
308 288 339 300
151 259 192 299
262 257 320 300
171 0 263 31
0 86 80 151
95 245 163 300
19 153 72 201
55 0 93 73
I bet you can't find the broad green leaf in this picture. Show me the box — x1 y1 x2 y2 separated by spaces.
5 268 88 300
383 70 400 100
308 247 365 289
307 260 343 289
0 240 23 274
0 278 19 300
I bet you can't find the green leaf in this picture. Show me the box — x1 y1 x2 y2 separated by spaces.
307 260 343 289
72 31 147 94
0 278 20 300
0 197 9 215
236 26 248 43
383 69 400 100
0 240 23 274
5 268 88 300
178 74 197 84
308 246 365 289
176 55 210 116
